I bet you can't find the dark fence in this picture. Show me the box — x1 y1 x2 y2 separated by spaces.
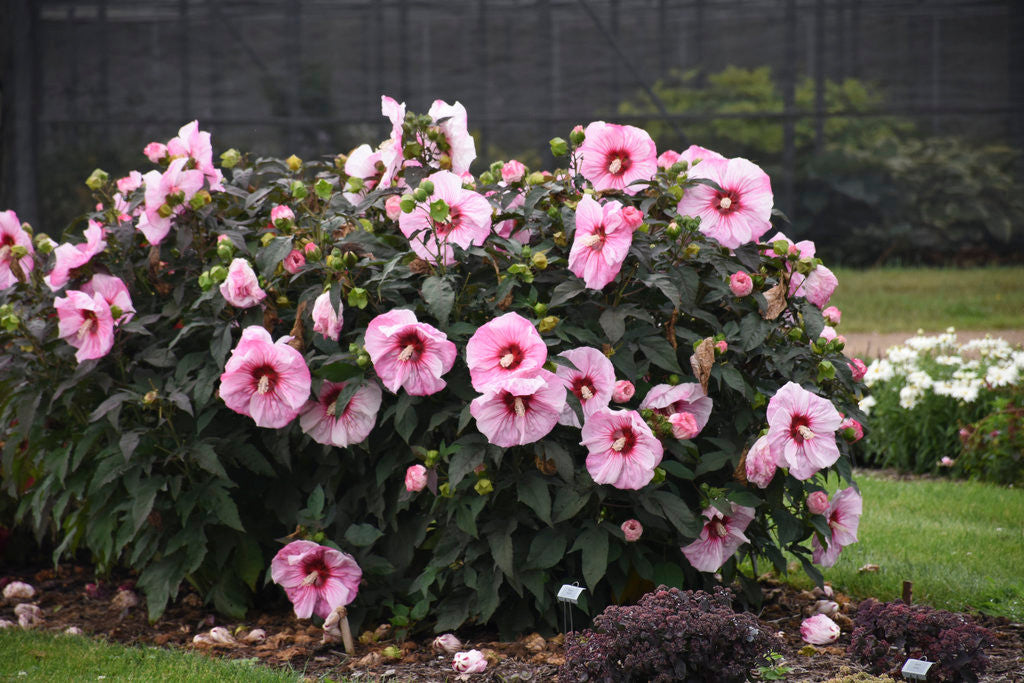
2 0 1022 259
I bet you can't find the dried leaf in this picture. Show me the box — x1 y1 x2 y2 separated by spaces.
408 258 431 275
858 563 881 573
689 338 714 393
733 448 749 484
761 280 787 320
522 632 546 653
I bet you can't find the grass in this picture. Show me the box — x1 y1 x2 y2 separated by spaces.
787 472 1024 622
829 266 1024 333
0 629 304 682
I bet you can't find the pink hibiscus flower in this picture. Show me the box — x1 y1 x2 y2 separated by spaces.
270 540 362 620
574 121 658 195
44 220 107 291
405 464 428 493
379 96 406 187
220 258 266 309
427 99 477 175
745 434 776 489
681 503 755 572
311 291 344 340
137 157 205 245
218 325 311 429
470 371 565 447
811 487 863 568
465 312 547 391
729 271 753 297
398 170 492 265
677 156 773 249
166 120 224 191
343 144 382 205
555 346 616 427
612 380 635 403
807 491 830 515
568 195 634 290
678 144 725 167
790 264 838 309
657 150 680 168
364 309 457 396
667 411 700 440
581 408 664 490
621 519 644 542
0 210 35 290
639 383 713 433
299 380 382 448
81 273 134 324
54 290 115 363
766 382 842 480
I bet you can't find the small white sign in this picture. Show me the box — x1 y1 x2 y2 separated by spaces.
557 584 585 604
901 658 933 680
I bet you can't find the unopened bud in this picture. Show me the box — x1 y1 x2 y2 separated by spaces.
438 154 452 170
788 328 804 342
85 168 109 190
290 180 307 199
275 295 289 306
400 194 417 213
109 305 123 320
684 244 700 258
651 467 666 484
538 316 559 333
665 222 681 239
286 154 303 171
10 245 28 259
419 180 435 195
667 374 681 385
198 271 213 290
526 171 546 186
478 171 496 185
189 189 212 210
425 449 440 467
343 251 359 268
668 185 684 200
569 127 586 146
553 231 568 247
549 137 569 157
531 252 548 270
413 187 429 203
474 478 494 495
209 265 228 283
20 223 32 236
533 302 548 316
217 242 235 261
220 148 242 169
356 352 371 368
34 233 54 254
157 203 174 219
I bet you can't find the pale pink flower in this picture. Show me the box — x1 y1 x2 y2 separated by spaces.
729 271 753 297
364 309 457 396
807 491 830 515
0 210 35 290
939 456 955 467
343 144 382 205
801 614 841 645
640 383 713 433
612 380 635 403
137 157 205 245
81 273 134 324
44 220 107 291
465 312 547 391
452 649 488 674
667 411 700 440
283 249 305 274
791 264 838 308
715 340 729 354
219 326 311 429
817 326 846 346
471 371 565 447
568 195 634 290
405 464 428 493
766 230 815 262
581 408 663 490
299 380 382 447
428 99 477 175
271 205 295 226
501 159 526 183
679 145 725 166
621 519 643 542
574 121 658 195
681 503 755 573
2 581 35 600
379 96 407 187
620 206 644 231
766 382 842 480
848 358 867 382
433 634 462 654
143 142 167 163
220 258 266 309
167 120 223 190
822 306 842 326
555 346 615 427
657 149 680 168
116 171 143 194
840 417 864 442
494 188 530 245
270 540 362 620
385 195 402 221
811 486 863 567
311 291 344 340
54 290 115 362
677 156 773 249
745 435 776 489
398 170 491 265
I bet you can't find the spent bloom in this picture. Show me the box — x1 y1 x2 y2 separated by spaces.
681 503 755 573
791 264 838 309
405 464 428 493
807 491 830 516
744 434 776 489
667 412 700 440
398 170 491 265
283 249 305 274
2 582 35 600
621 519 643 542
812 487 863 568
432 634 462 654
385 195 402 220
766 382 842 480
581 408 664 490
640 383 713 433
822 306 842 326
465 312 547 391
365 309 457 396
44 220 107 291
452 649 488 674
379 95 406 187
801 614 841 645
0 210 35 291
54 290 115 363
554 346 616 427
612 380 635 403
848 358 868 382
729 271 754 297
220 258 266 309
311 291 344 340
299 380 382 448
470 371 565 448
574 121 658 195
677 156 773 249
143 141 167 163
270 541 362 620
219 326 311 428
568 195 634 290
427 99 477 175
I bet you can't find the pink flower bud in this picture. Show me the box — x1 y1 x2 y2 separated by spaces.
432 633 462 654
405 464 428 493
840 417 863 442
800 614 840 645
667 411 700 440
657 150 680 169
745 435 776 489
729 271 754 297
822 306 842 326
143 142 167 163
452 649 488 674
304 242 320 256
620 519 643 542
848 358 867 382
270 205 295 224
715 340 728 354
619 206 644 230
611 380 635 403
385 195 403 221
282 249 305 274
807 491 829 515
116 172 143 194
501 159 527 183
217 234 231 244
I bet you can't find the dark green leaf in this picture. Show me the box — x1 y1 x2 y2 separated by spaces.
345 523 384 547
639 336 683 374
487 530 515 577
579 525 609 591
255 236 293 275
517 475 552 525
526 528 567 570
421 276 455 326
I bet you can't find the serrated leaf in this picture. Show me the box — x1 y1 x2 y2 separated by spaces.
119 430 143 461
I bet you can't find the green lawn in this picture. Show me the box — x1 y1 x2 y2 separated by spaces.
788 472 1024 621
830 266 1024 333
0 629 303 682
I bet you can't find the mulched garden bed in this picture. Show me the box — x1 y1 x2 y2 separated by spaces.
2 564 1022 681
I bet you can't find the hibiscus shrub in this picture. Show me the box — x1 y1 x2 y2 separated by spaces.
0 98 865 633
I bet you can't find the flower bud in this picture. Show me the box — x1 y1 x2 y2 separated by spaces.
538 316 559 333
620 519 643 542
715 340 728 354
10 245 28 259
157 203 174 219
668 185 684 201
788 328 804 342
526 171 546 186
189 190 212 210
424 449 440 467
418 180 435 195
569 126 586 146
807 491 829 515
198 271 213 290
501 160 527 183
553 231 568 247
217 241 235 261
665 222 681 239
303 242 321 260
384 195 402 220
290 180 307 199
85 168 109 190
286 154 303 171
474 478 493 495
438 153 452 170
34 233 55 254
220 148 242 168
612 380 635 403
356 352 371 368
549 137 569 157
19 222 32 236
413 187 429 203
399 194 417 213
531 252 548 270
533 302 548 316
684 244 700 258
729 271 754 297
667 374 681 385
142 390 159 405
651 467 666 484
209 265 228 283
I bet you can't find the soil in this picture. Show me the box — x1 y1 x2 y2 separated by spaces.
2 565 1023 681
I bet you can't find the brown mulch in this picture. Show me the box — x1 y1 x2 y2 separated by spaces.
2 564 1023 681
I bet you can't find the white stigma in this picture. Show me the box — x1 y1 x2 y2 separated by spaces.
0 245 10 261
611 436 627 452
513 397 526 417
257 375 271 395
326 401 337 417
581 233 603 248
499 352 515 368
608 158 623 174
301 571 320 587
719 196 732 209
77 318 95 341
580 385 594 400
398 344 416 362
797 425 815 440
